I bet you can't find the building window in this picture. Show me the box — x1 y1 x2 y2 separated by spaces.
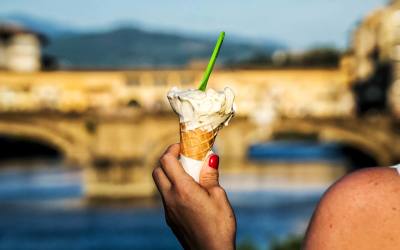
126 74 141 85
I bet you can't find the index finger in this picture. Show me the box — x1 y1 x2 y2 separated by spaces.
159 144 191 184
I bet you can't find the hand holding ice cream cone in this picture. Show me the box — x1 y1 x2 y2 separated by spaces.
152 144 236 250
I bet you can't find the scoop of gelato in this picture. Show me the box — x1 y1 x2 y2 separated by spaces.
167 87 235 131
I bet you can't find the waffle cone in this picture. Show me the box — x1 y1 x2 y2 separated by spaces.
180 123 221 161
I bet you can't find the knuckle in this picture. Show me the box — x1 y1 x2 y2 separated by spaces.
159 153 173 166
159 156 166 165
152 167 161 179
166 144 176 152
201 172 219 183
151 169 157 180
211 186 227 198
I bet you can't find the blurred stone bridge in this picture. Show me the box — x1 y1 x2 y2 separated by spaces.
2 1 400 198
1 68 400 198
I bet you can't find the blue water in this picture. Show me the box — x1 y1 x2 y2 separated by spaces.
248 141 345 163
0 164 325 250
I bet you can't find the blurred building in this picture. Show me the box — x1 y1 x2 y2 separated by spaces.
0 24 46 72
346 0 400 116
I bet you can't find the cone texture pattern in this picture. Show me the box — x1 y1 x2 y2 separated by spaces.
180 123 221 161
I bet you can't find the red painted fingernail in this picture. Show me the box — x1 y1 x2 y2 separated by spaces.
208 154 219 169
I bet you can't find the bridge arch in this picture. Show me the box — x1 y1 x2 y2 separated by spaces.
266 119 395 167
0 121 89 166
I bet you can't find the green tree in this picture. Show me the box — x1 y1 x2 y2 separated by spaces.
237 238 259 250
269 235 303 250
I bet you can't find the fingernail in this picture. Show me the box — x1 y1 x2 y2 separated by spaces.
208 154 219 169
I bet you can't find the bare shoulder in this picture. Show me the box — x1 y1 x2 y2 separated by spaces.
304 167 400 250
324 167 400 204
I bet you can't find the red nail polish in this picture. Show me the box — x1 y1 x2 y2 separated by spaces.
208 154 219 169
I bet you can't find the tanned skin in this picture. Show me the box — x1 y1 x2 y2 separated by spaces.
304 167 400 250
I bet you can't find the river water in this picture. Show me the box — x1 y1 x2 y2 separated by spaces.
0 161 330 250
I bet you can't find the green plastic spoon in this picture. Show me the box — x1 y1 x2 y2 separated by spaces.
198 32 225 91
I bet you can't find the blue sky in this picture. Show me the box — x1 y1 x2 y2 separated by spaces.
0 0 388 49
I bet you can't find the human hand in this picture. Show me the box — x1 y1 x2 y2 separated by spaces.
152 144 236 250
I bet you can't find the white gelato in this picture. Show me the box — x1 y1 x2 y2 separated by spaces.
167 87 235 130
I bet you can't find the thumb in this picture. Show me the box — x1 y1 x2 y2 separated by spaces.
199 153 220 189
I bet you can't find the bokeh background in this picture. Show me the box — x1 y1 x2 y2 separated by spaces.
0 0 397 249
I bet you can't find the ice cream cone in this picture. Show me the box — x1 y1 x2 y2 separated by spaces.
168 87 235 182
180 123 221 161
